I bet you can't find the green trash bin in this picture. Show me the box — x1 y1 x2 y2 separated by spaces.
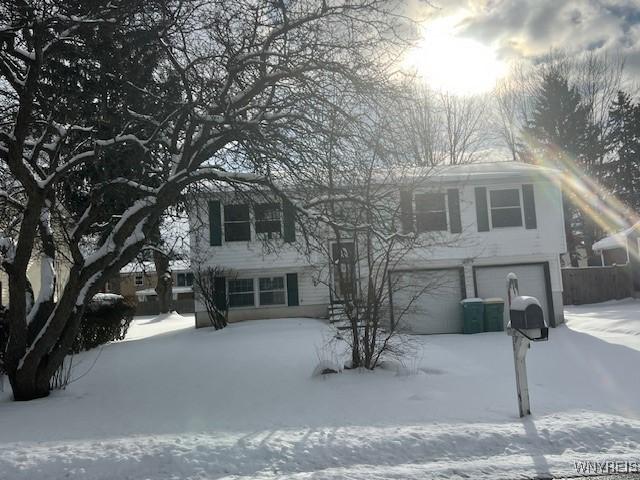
483 298 505 332
461 298 484 334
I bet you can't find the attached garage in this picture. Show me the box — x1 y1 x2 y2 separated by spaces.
391 268 464 334
474 263 554 328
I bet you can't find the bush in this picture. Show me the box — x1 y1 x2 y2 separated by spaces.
72 294 135 353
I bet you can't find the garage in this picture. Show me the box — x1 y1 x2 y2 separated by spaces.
474 263 552 328
391 269 464 334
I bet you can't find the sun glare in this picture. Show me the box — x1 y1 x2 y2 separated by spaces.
407 17 506 95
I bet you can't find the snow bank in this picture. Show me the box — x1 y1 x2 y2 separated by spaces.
0 304 639 479
565 298 640 350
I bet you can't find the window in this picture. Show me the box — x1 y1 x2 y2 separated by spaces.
255 203 282 239
177 272 194 287
224 204 251 242
490 188 523 228
259 277 285 305
415 192 448 232
228 278 255 307
134 273 144 286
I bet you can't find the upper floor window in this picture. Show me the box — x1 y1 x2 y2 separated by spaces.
415 192 447 232
255 203 281 239
134 273 144 286
489 188 523 228
224 204 251 242
177 272 194 287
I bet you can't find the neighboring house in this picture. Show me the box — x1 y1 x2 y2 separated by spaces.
592 222 640 291
0 255 71 308
190 162 567 332
592 222 640 266
107 260 195 313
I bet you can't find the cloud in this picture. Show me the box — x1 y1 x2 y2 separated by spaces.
417 0 640 76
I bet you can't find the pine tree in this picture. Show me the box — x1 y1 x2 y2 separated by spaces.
605 91 640 214
523 71 601 266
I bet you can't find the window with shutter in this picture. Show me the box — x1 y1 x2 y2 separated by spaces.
224 204 251 242
258 277 286 305
228 278 255 307
415 192 448 232
255 203 282 239
489 188 523 228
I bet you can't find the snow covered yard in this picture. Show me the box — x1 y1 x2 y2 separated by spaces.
1 304 639 480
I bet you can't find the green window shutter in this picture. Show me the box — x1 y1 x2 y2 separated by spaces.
475 187 490 232
213 276 226 311
400 189 414 233
209 201 222 246
522 184 537 229
447 188 462 234
286 273 299 306
283 199 296 243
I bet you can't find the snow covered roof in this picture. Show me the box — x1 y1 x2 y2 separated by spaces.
194 162 559 197
400 161 559 184
592 222 640 252
135 286 193 297
120 259 191 274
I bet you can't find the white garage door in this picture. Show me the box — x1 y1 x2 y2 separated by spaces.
475 264 550 328
392 269 463 334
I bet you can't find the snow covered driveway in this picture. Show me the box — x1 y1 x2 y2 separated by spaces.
1 305 639 480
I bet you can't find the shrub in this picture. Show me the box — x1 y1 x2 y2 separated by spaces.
71 294 135 353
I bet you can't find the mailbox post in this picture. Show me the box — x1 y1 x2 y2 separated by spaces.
506 273 549 417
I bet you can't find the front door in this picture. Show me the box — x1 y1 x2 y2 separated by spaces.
332 242 356 301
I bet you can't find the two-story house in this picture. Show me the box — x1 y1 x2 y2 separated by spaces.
190 162 567 332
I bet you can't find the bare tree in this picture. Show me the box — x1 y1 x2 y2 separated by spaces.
440 92 489 164
493 75 528 162
193 265 228 330
396 83 446 166
287 91 458 370
396 83 490 166
0 0 413 400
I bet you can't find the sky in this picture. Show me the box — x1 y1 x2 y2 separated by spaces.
406 0 640 95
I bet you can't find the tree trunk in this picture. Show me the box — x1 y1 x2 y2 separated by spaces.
151 220 173 314
154 251 173 314
563 193 580 267
5 296 85 401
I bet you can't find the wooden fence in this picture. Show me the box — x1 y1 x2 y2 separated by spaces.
562 265 633 305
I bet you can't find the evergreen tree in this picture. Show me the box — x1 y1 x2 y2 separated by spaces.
523 71 601 266
605 91 640 214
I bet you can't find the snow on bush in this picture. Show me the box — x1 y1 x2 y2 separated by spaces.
87 293 125 310
72 295 135 353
